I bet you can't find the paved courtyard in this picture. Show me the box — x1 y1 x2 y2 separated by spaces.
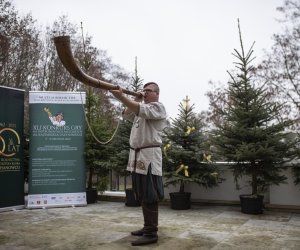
0 201 299 249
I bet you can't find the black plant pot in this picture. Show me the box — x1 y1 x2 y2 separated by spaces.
169 192 191 210
125 188 141 207
86 188 98 204
239 194 264 214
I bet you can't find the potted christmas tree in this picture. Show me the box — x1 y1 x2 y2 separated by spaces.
212 20 296 214
163 97 222 210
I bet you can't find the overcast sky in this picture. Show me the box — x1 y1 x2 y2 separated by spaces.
13 0 284 119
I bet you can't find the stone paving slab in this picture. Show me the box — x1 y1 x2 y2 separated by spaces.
0 202 299 249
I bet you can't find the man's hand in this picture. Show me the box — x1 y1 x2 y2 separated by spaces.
109 86 123 100
110 85 141 115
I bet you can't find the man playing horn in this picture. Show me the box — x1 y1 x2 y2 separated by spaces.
110 82 167 246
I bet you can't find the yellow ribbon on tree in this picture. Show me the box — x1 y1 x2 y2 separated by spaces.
163 143 171 157
203 153 212 162
185 126 195 136
176 164 189 177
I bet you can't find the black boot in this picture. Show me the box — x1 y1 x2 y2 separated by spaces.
131 199 145 236
131 234 158 246
131 228 144 236
131 202 159 246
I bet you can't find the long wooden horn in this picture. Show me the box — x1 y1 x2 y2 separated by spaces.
53 36 141 97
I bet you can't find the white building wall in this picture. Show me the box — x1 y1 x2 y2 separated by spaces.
164 165 300 207
269 168 300 206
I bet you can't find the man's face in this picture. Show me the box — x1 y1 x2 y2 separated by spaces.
143 84 159 104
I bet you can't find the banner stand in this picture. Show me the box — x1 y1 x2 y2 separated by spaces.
0 86 25 212
28 91 86 209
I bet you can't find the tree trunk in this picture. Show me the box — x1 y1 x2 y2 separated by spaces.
251 163 258 195
179 181 184 193
87 167 94 189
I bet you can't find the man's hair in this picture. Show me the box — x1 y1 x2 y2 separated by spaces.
143 82 160 94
